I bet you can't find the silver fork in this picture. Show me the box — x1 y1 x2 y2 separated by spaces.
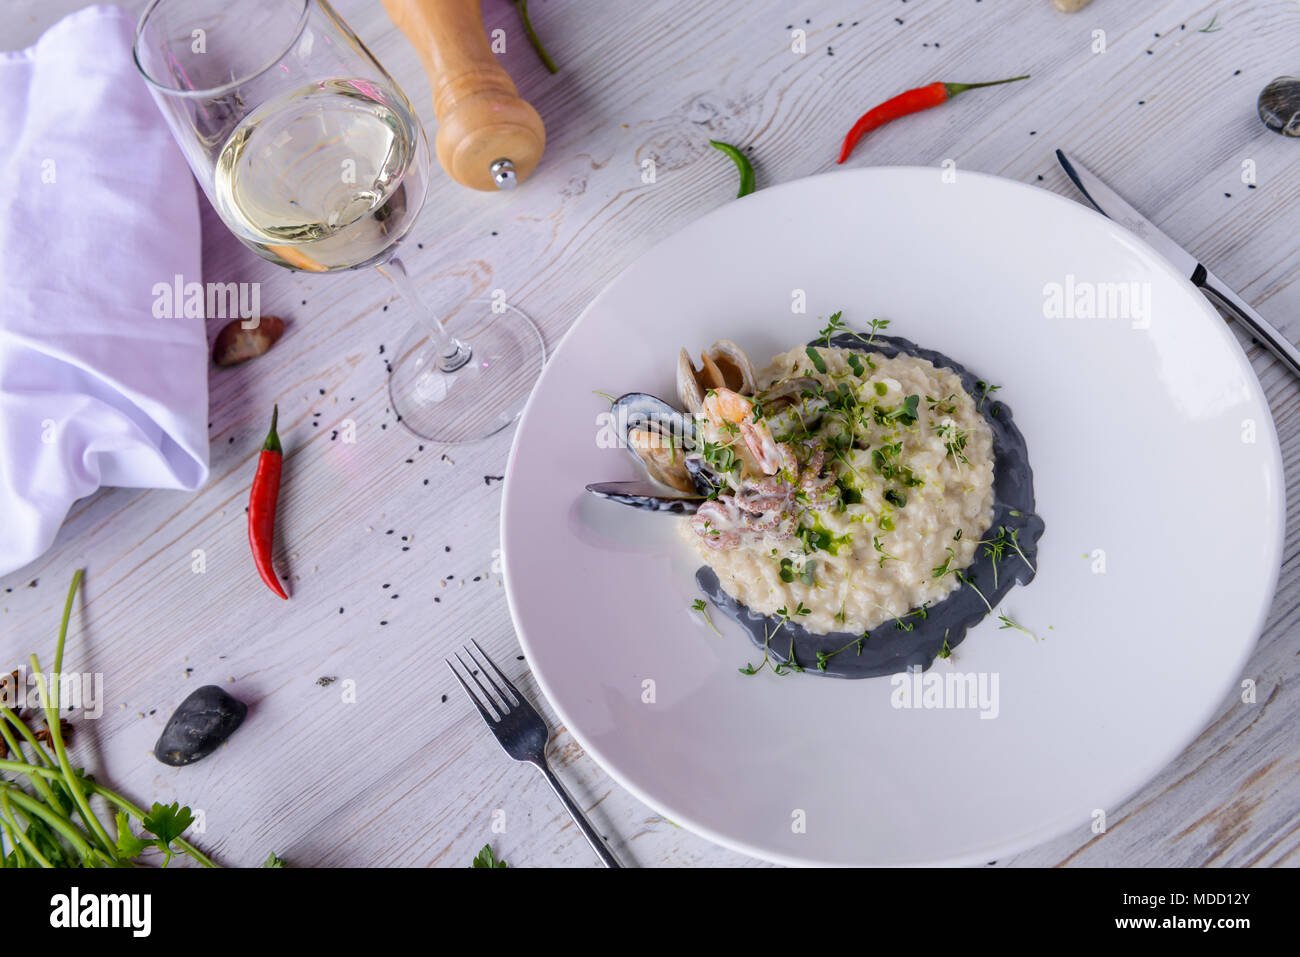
447 640 623 868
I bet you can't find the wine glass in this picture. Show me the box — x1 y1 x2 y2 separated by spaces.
133 0 544 443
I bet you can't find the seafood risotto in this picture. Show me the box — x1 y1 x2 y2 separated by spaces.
684 344 994 635
586 319 1042 677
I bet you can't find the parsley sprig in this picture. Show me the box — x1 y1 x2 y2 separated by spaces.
0 571 224 868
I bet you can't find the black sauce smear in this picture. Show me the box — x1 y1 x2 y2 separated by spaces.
697 333 1045 679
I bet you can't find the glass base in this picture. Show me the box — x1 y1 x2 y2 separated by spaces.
387 298 545 443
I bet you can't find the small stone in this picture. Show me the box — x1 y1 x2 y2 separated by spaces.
1259 77 1300 135
154 685 248 766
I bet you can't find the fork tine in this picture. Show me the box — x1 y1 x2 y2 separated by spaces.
465 641 518 707
471 639 527 707
446 657 501 723
455 650 509 718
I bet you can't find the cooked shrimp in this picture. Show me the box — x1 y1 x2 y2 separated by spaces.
702 388 796 476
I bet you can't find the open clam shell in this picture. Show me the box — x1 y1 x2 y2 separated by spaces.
677 340 757 413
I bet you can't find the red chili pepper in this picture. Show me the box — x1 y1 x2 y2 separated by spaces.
837 74 1029 164
248 405 288 599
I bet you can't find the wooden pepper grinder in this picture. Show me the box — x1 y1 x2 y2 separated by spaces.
382 0 546 191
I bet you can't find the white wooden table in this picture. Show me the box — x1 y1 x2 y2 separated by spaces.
3 0 1298 867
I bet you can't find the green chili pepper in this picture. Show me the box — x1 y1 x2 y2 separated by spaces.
511 0 558 74
709 140 755 197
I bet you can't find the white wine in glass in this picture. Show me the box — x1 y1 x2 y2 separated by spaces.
135 0 544 443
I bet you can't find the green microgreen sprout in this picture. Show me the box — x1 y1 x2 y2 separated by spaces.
805 346 828 374
817 311 846 346
691 598 722 636
998 613 1041 642
974 380 1002 411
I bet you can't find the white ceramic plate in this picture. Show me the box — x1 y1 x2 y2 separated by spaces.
500 168 1284 866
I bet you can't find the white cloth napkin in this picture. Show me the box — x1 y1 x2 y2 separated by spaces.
0 5 209 576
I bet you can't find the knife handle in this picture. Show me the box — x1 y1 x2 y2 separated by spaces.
1194 265 1300 380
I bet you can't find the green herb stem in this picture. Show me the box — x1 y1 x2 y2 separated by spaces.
0 793 51 867
513 0 559 73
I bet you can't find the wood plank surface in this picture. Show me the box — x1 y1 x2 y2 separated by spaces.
2 0 1297 867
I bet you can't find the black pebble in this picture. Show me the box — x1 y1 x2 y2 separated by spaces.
154 685 248 767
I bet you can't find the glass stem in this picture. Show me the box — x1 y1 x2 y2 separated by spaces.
376 255 472 372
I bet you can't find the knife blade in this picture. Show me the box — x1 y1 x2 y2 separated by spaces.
1055 149 1300 379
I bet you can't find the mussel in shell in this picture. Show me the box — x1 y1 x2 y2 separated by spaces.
589 392 725 511
612 392 698 494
